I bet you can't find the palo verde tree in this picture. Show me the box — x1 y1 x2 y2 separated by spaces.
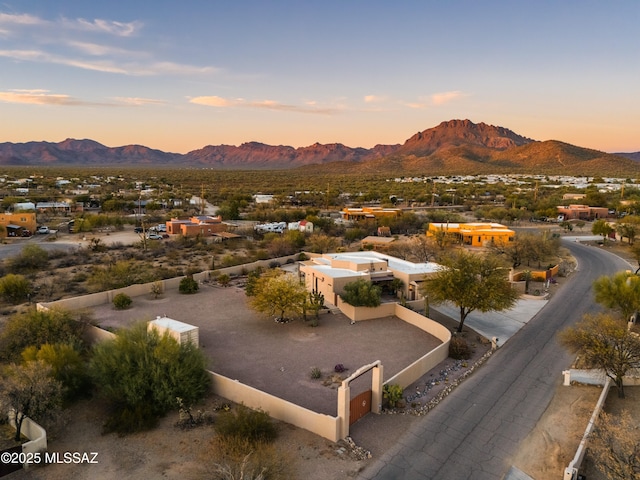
593 271 640 321
559 313 640 398
90 322 211 434
0 361 63 441
421 250 518 333
249 270 307 322
0 308 85 362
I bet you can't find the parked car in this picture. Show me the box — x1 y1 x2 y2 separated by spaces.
134 226 143 233
21 229 32 237
146 233 163 240
37 226 50 234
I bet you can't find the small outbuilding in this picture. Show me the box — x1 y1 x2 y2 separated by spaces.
148 316 199 347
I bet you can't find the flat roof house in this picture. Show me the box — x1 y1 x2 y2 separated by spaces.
427 222 515 247
300 251 440 307
166 215 227 237
557 204 610 221
340 207 401 222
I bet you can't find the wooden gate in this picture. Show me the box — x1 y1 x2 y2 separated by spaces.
349 389 372 425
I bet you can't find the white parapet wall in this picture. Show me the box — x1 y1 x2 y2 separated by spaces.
7 410 47 468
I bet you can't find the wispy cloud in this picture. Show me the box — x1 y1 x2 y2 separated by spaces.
431 90 466 105
0 10 217 77
364 94 388 103
189 95 338 114
0 89 167 107
0 12 45 27
71 18 141 37
0 89 96 106
405 90 469 109
0 48 215 76
113 97 165 106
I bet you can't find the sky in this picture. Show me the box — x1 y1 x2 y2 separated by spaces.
0 1 639 154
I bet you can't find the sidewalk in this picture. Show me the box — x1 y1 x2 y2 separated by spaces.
433 297 548 344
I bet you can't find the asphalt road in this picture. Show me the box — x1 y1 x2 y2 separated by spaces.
358 240 630 480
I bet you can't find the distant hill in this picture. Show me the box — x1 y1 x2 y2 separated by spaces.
1 119 639 175
615 151 640 161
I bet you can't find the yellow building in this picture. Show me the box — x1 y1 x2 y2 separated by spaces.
340 206 401 221
427 222 515 247
0 212 37 237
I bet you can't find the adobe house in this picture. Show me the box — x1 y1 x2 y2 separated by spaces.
0 212 37 237
556 204 610 221
166 215 227 237
340 206 401 222
427 222 515 247
299 251 440 306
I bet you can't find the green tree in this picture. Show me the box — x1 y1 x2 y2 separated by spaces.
306 233 339 254
0 308 85 362
340 278 382 307
587 410 640 479
90 322 210 434
0 273 32 304
0 361 63 441
21 343 90 401
592 219 614 243
560 313 640 398
421 250 518 333
593 271 640 320
250 271 307 322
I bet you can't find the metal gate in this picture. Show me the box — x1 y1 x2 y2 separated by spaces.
349 389 372 425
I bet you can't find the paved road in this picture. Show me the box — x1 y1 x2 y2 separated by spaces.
358 241 630 480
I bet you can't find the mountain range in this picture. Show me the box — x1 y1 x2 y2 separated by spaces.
1 119 639 175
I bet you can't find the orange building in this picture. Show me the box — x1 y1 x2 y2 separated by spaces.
557 204 610 221
427 222 515 247
166 215 227 237
0 212 37 237
340 207 401 221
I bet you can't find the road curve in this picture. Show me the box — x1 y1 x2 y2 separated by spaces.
358 241 630 480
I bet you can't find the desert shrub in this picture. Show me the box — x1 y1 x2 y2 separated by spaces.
449 335 471 359
90 323 211 434
175 397 214 430
383 384 403 408
9 244 49 273
0 273 32 304
310 367 322 379
268 260 280 269
217 273 231 287
334 364 346 373
215 404 277 444
179 276 199 294
113 293 132 310
150 281 163 299
209 435 294 480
